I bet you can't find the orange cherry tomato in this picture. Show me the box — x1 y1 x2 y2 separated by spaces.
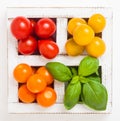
36 87 57 107
73 24 94 46
88 13 106 33
32 67 37 74
27 74 47 93
18 84 36 103
13 63 33 83
36 66 54 85
85 37 106 57
67 18 87 35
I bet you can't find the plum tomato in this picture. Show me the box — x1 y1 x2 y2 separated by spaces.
10 16 32 39
18 36 37 55
35 18 56 38
36 87 57 107
38 39 59 59
13 63 33 83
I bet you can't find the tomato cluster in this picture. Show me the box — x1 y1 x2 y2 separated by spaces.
13 63 57 107
11 16 59 59
65 13 106 58
11 13 107 109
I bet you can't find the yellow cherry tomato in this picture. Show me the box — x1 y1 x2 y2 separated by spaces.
85 37 106 57
88 13 106 33
65 38 84 56
73 24 94 46
67 18 87 35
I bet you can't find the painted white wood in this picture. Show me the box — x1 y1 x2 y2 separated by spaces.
7 7 113 114
8 102 112 114
56 18 67 54
7 7 112 18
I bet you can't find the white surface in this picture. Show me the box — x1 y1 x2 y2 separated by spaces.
0 0 120 121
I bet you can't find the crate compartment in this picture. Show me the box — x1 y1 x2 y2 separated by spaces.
17 18 57 55
7 7 112 114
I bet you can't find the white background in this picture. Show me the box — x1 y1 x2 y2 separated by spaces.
0 0 120 121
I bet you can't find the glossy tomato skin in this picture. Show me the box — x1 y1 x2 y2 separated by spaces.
36 66 53 85
86 37 106 57
11 16 32 39
13 63 33 83
35 18 56 38
38 39 59 59
30 19 37 35
18 36 37 55
27 74 47 93
18 84 36 103
36 87 57 107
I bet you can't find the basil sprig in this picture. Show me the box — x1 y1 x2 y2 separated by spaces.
64 76 81 110
45 56 108 111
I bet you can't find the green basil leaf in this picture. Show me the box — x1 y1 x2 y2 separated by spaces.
70 66 78 77
64 76 81 110
96 70 99 76
78 56 99 76
86 76 101 83
82 81 108 110
79 76 101 83
46 62 72 82
79 76 90 83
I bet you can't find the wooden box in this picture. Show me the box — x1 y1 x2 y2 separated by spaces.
7 7 112 114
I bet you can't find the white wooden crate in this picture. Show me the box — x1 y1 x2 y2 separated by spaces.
7 7 113 114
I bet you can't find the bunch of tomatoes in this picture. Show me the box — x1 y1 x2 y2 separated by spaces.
10 17 59 59
65 13 106 58
13 63 57 107
10 14 106 59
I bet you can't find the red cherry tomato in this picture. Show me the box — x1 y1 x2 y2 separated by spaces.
35 18 56 38
18 36 37 55
10 16 32 40
38 39 59 59
30 19 36 35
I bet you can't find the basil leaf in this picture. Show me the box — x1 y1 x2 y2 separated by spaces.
82 81 108 110
79 76 101 83
78 56 99 76
70 66 78 77
46 62 72 82
79 76 90 83
64 76 81 110
86 76 101 83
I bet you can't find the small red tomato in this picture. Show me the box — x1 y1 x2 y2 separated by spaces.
30 19 36 35
38 39 59 59
35 18 56 38
18 36 37 55
11 16 32 39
